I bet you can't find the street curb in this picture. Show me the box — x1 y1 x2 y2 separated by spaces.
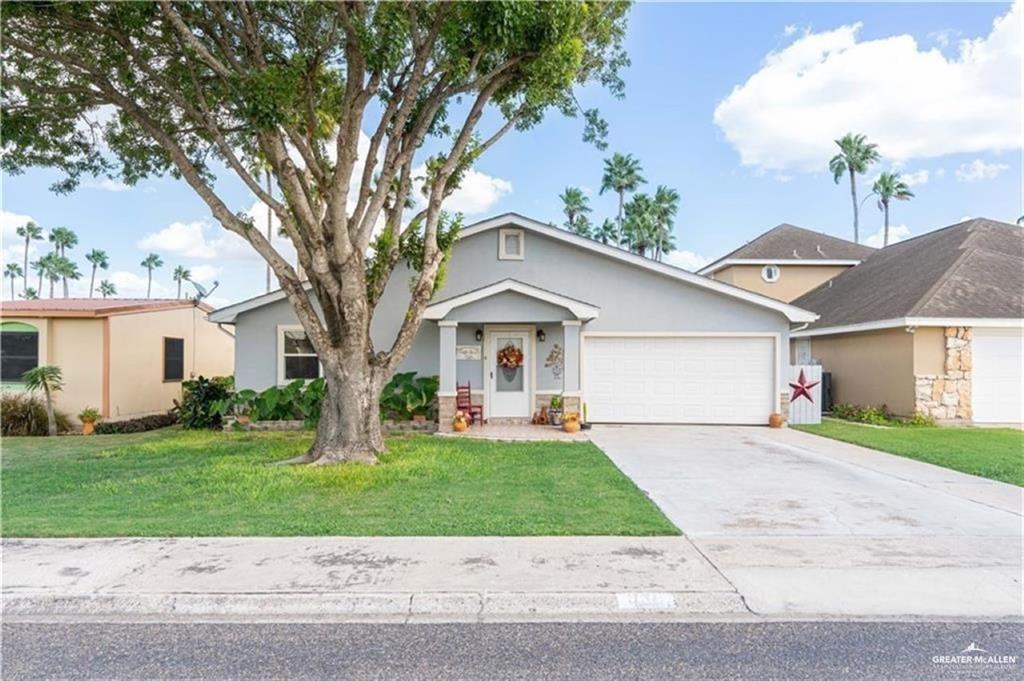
3 590 748 619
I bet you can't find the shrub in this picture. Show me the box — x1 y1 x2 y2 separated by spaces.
94 412 177 434
379 372 439 421
177 375 233 430
214 379 326 427
831 403 894 426
1 393 71 436
907 411 937 427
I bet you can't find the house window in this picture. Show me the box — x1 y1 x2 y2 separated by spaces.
0 322 39 383
279 327 319 383
163 337 185 381
761 264 781 283
498 228 525 260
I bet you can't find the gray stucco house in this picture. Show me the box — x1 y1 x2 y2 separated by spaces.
208 213 816 427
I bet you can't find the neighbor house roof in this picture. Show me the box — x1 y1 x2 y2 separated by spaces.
792 218 1023 337
698 223 875 275
1 298 212 318
209 213 818 324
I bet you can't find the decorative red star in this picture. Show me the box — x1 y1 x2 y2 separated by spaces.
789 369 821 403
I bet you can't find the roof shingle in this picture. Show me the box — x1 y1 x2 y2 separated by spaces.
793 218 1023 328
700 223 874 273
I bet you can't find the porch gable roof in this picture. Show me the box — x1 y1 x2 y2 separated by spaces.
423 278 600 321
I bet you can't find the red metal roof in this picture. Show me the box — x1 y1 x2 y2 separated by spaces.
0 298 213 318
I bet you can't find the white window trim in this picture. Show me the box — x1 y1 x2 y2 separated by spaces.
277 324 321 385
498 227 525 260
761 264 781 283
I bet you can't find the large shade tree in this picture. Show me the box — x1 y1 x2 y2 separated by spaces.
3 1 631 464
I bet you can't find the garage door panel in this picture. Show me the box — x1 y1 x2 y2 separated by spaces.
973 328 1024 424
584 336 775 425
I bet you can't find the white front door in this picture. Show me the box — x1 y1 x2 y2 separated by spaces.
486 330 531 418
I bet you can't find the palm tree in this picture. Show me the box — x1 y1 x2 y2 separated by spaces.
140 253 163 298
600 153 645 240
595 218 618 246
98 280 117 299
53 257 80 298
22 365 64 436
829 133 880 244
622 193 659 257
21 287 39 300
30 258 46 294
651 185 680 261
84 249 109 298
15 221 43 293
871 172 914 247
5 263 24 299
47 227 78 297
172 265 192 298
559 187 592 236
38 253 61 298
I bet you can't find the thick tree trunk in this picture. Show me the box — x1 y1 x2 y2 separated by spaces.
849 170 859 244
296 354 385 466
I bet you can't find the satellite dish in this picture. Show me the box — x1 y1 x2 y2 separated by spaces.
189 279 219 304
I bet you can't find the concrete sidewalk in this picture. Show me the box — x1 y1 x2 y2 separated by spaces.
2 536 748 621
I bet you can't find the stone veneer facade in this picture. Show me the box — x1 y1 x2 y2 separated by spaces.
914 326 972 421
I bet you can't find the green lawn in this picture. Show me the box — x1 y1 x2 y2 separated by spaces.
795 420 1023 486
0 428 677 537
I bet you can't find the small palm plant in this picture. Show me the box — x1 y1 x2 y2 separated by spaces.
98 280 117 298
595 218 618 246
21 287 39 300
85 249 109 298
5 262 24 299
48 226 78 297
872 172 914 247
172 265 192 298
140 253 164 298
22 365 64 436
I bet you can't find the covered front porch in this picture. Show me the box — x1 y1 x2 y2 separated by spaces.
423 279 599 432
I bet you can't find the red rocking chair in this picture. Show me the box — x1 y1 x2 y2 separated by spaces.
456 382 484 425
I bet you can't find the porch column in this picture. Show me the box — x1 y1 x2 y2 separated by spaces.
438 321 458 394
437 321 458 432
562 320 581 395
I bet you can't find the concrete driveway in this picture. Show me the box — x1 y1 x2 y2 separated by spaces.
590 425 1023 618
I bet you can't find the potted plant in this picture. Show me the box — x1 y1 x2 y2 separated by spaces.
452 410 470 432
768 412 784 428
78 407 101 435
562 411 581 433
548 394 563 425
580 402 592 430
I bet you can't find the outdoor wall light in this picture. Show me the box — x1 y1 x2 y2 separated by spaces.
475 328 483 342
536 329 546 343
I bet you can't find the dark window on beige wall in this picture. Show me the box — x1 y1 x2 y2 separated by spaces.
163 337 184 381
0 322 39 382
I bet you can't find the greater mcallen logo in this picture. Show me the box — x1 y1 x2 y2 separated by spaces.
932 642 1019 667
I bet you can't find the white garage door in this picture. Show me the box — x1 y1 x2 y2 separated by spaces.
972 328 1024 424
583 336 776 424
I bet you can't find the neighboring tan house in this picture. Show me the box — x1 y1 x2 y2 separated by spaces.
791 218 1023 424
698 224 875 302
210 213 817 428
0 299 235 423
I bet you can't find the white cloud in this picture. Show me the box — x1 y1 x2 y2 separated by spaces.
864 223 912 248
714 1 1022 170
783 24 798 37
81 178 131 192
935 168 946 178
107 270 174 299
187 264 221 284
136 203 297 268
411 166 513 215
665 249 711 272
773 173 794 183
900 169 929 187
955 158 1010 182
1 210 47 274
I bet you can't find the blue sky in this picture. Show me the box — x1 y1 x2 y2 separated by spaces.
3 1 1020 307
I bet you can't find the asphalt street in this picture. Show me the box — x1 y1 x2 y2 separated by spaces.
3 621 1022 680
